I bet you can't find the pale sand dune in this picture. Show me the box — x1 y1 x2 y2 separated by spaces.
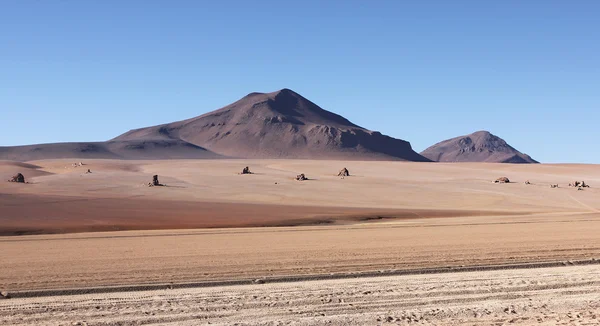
1 265 599 325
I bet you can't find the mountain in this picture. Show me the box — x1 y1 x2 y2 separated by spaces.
420 131 538 163
112 88 430 161
0 88 429 161
0 140 222 161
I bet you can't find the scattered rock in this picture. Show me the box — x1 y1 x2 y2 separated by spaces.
494 177 510 183
524 180 531 185
337 168 350 177
0 291 10 299
8 173 25 183
85 169 92 174
551 184 559 188
570 181 590 188
148 175 163 187
295 173 308 181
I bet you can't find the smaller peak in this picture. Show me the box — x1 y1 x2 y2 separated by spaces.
469 130 499 141
271 88 301 96
245 91 266 97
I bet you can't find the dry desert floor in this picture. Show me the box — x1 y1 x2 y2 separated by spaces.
2 265 600 325
1 159 600 324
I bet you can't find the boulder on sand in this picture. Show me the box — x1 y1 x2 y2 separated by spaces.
570 181 590 188
8 173 25 183
494 177 510 183
295 173 308 181
337 168 350 177
148 175 163 187
241 166 251 174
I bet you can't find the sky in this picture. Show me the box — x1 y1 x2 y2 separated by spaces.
1 1 598 163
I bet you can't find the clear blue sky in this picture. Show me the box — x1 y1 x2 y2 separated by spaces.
1 1 598 163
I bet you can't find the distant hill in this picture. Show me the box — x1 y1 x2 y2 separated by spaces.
0 140 222 161
0 88 429 161
112 88 430 161
420 131 538 163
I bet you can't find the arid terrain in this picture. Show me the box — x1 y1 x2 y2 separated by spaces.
2 265 599 325
1 159 599 324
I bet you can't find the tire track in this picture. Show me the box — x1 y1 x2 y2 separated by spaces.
1 265 599 325
4 258 600 299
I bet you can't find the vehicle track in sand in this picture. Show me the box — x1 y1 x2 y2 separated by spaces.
568 193 600 213
1 265 599 325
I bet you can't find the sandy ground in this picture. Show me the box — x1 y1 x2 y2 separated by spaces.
1 159 599 234
1 159 600 324
1 159 599 290
1 265 599 325
2 216 600 292
2 159 599 212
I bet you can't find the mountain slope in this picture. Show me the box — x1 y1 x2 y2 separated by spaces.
420 131 538 163
0 140 222 161
114 88 430 161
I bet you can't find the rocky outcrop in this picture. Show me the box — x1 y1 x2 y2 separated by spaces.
8 173 25 183
338 168 350 177
296 174 308 181
148 175 163 187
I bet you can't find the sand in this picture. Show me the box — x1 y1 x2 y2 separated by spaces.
1 159 600 324
1 265 599 325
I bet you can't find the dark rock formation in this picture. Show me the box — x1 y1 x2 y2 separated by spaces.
9 173 25 183
338 168 350 177
296 174 308 181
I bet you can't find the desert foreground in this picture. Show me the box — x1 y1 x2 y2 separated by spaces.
1 159 600 324
1 265 599 325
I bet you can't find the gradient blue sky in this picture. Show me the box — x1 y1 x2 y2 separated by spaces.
1 1 598 163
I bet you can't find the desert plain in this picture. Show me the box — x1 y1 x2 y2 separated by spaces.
1 159 600 325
